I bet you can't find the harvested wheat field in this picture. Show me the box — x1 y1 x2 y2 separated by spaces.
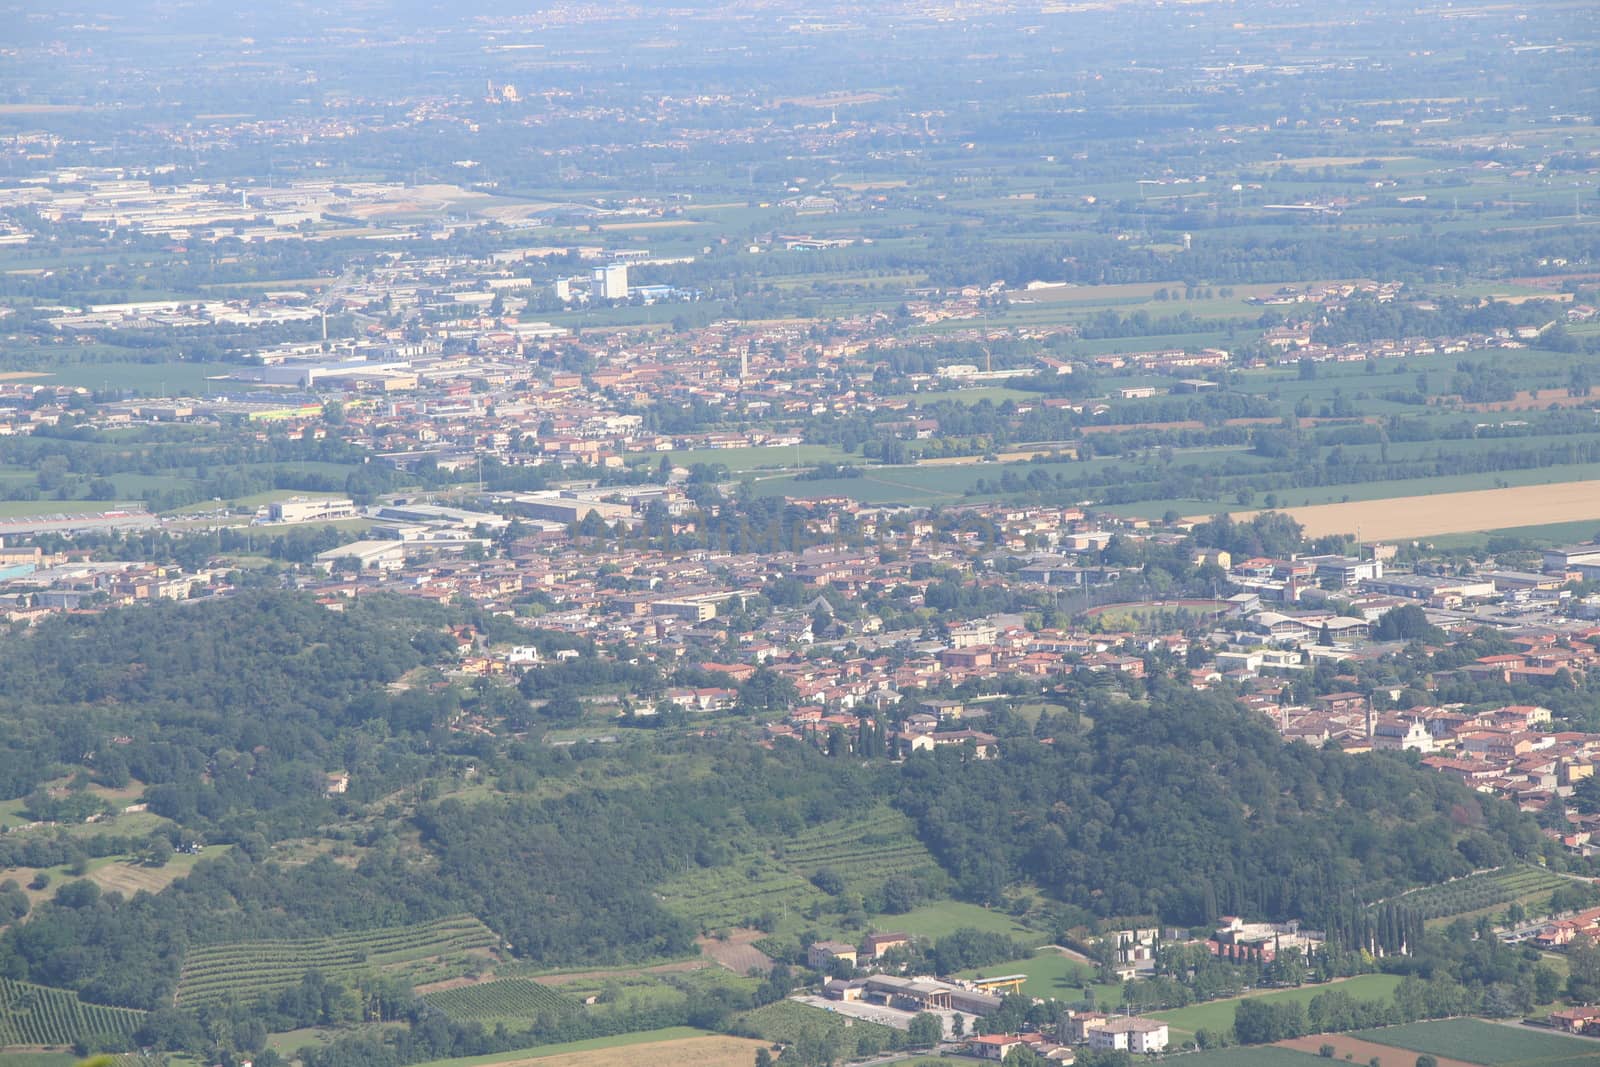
1234 480 1600 540
1277 1033 1476 1067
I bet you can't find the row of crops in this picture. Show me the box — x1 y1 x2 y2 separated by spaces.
776 807 942 889
422 978 581 1022
657 807 947 929
0 978 146 1048
1386 865 1572 921
657 859 827 928
176 915 498 1008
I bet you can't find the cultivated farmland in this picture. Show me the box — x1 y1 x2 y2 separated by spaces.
0 977 146 1048
655 858 827 931
176 915 498 1008
422 979 582 1024
1250 479 1600 540
1353 1018 1600 1065
776 807 943 895
1152 974 1404 1038
1381 866 1573 923
1174 1049 1328 1067
655 806 942 931
733 999 898 1047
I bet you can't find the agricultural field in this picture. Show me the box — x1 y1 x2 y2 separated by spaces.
408 1028 742 1067
1152 974 1404 1039
1278 1033 1478 1067
422 979 582 1025
1383 865 1575 923
0 977 146 1048
175 915 498 1009
1352 1018 1600 1066
1261 479 1600 540
654 857 828 932
1172 1049 1328 1067
732 999 898 1047
655 806 944 933
775 806 943 897
423 1033 766 1067
650 444 856 473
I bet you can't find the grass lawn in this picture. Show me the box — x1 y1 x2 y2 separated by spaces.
1152 974 1404 1038
955 947 1094 1000
1353 1018 1600 1065
409 1027 719 1067
889 900 1037 942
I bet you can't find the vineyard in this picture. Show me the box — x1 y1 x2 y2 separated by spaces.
656 857 828 930
656 807 945 931
0 978 146 1048
176 915 498 1009
422 979 581 1023
777 807 943 894
1383 865 1573 922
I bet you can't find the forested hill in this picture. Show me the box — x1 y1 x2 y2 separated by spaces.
0 593 1568 1020
0 592 441 818
896 683 1549 929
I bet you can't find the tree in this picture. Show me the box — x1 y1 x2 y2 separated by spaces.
1568 937 1600 1002
754 1049 773 1067
1417 1057 1438 1067
1573 775 1600 816
908 1012 943 1048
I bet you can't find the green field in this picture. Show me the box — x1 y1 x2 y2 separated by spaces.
1173 1049 1329 1067
176 915 498 1008
1152 974 1405 1038
1354 1018 1600 1065
0 1054 77 1067
35 360 244 394
733 999 898 1047
0 977 146 1048
954 947 1094 1000
421 979 583 1026
887 900 1037 942
1429 518 1600 550
409 1027 719 1067
653 444 855 472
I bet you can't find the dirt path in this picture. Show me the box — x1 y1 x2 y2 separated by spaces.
1278 1033 1477 1067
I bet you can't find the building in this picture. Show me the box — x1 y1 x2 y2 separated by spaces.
967 1035 1024 1061
269 497 357 523
807 940 859 970
1087 1018 1168 1053
314 540 407 572
594 263 629 301
862 932 911 959
1550 1006 1600 1034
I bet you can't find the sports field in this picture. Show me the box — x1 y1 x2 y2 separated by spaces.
1239 479 1600 540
